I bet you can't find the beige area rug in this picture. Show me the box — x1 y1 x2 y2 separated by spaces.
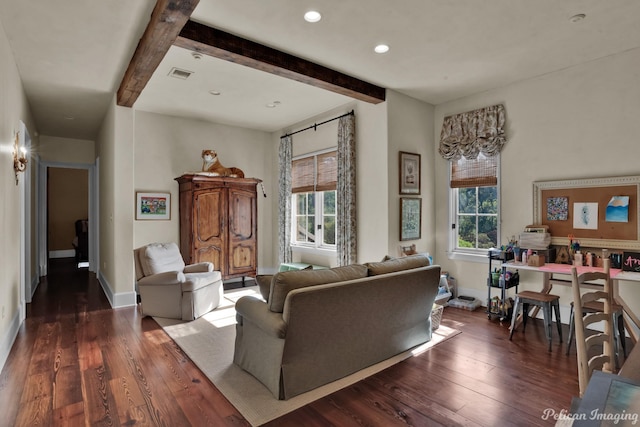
155 286 461 426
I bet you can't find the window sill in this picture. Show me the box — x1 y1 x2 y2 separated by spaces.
447 250 488 264
290 245 336 256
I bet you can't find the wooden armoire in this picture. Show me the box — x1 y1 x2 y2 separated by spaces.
175 174 261 281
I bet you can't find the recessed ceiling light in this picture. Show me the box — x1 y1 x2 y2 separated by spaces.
63 114 75 120
266 101 281 108
191 52 203 60
569 13 586 23
304 11 321 23
209 90 221 96
374 44 390 54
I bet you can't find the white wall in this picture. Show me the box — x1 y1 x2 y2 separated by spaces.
133 111 275 272
95 97 136 307
0 18 36 371
354 100 391 263
39 135 95 164
387 90 436 258
434 48 640 318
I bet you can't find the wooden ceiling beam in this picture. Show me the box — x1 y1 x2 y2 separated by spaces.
117 0 200 107
175 20 386 104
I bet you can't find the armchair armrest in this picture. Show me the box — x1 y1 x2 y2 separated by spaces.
184 262 214 273
235 296 287 338
137 271 186 286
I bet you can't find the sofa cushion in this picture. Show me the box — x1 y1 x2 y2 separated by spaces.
140 242 186 277
365 253 431 276
268 264 368 313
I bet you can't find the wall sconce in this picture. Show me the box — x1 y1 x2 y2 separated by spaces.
13 131 28 185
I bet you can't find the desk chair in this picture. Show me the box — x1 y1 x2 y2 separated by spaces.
570 260 615 397
509 290 562 352
566 299 627 368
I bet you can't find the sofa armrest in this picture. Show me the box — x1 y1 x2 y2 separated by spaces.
235 296 287 338
184 262 214 273
137 271 186 286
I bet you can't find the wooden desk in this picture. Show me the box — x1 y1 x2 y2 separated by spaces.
502 262 640 343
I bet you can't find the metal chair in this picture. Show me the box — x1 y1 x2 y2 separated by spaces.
509 290 562 352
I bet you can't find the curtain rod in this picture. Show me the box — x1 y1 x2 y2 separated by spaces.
280 110 354 139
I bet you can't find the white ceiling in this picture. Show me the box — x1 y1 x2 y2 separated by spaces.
2 0 640 139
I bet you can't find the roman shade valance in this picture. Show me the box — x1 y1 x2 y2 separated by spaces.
439 104 507 161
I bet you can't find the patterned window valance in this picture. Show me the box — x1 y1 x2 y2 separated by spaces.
439 104 507 161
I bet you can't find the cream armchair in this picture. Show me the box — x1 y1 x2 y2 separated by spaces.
134 242 224 320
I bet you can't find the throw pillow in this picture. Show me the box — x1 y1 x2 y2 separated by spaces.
140 242 186 277
268 264 368 313
255 275 273 302
365 253 431 276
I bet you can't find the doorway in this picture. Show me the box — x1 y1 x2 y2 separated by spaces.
38 161 97 280
47 167 89 266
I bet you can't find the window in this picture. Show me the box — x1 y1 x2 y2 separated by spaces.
450 154 499 253
291 150 337 250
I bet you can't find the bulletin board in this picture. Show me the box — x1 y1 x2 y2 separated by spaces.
533 176 640 250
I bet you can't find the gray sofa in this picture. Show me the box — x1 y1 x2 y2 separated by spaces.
233 254 441 400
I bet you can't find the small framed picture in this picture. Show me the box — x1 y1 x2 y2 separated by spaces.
136 192 171 220
399 151 420 195
400 197 422 241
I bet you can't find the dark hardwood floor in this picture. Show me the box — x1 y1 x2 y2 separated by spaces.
1 259 613 426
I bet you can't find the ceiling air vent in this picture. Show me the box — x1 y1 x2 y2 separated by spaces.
168 67 194 80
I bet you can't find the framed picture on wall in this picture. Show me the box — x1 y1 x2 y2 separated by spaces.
136 192 171 220
400 197 422 241
399 151 421 194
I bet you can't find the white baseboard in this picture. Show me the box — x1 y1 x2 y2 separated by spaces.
0 309 21 375
97 271 137 309
49 249 75 259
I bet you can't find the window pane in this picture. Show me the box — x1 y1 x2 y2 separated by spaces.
308 193 315 215
306 215 315 242
457 215 477 248
297 194 306 213
296 216 307 241
323 216 335 245
478 216 498 248
458 188 477 214
323 191 335 214
478 186 497 214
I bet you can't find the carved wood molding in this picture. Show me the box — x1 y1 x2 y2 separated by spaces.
117 0 200 107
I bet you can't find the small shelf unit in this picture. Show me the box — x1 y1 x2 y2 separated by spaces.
487 249 519 321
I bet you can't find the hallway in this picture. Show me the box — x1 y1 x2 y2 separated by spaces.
0 258 246 426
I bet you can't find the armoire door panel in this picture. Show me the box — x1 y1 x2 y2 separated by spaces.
194 190 224 243
196 246 223 268
229 244 256 274
229 189 255 240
